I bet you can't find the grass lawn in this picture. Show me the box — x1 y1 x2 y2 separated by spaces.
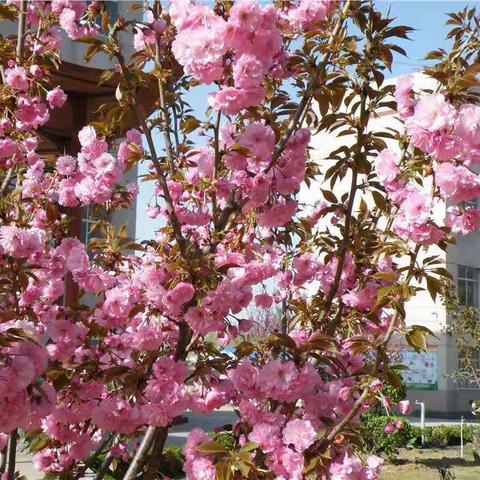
380 446 480 479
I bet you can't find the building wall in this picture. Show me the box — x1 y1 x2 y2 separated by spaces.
0 2 140 68
307 72 480 416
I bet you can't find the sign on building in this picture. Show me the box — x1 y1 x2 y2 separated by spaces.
400 348 438 390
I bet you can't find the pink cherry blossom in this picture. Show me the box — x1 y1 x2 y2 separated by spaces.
5 65 29 91
240 121 275 164
282 418 317 453
257 200 297 228
208 87 265 115
398 400 413 416
287 0 333 31
46 87 67 109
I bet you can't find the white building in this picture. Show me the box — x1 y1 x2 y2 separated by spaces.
308 73 480 417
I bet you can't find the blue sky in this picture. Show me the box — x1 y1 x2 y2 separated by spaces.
377 1 478 75
135 1 479 241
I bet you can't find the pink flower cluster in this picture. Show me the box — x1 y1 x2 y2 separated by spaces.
329 452 383 480
55 126 127 206
0 340 53 433
0 1 454 479
170 0 297 115
183 346 399 480
384 77 480 236
285 0 334 31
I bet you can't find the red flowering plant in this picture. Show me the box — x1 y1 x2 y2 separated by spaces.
0 1 480 479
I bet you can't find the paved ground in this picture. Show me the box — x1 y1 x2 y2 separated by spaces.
17 451 42 480
14 410 480 479
167 409 237 446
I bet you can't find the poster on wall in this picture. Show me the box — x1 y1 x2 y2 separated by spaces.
400 349 438 390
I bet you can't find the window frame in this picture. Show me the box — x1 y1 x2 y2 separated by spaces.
81 204 98 246
457 264 479 307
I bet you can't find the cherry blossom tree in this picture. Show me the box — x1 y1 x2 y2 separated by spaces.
1 1 480 479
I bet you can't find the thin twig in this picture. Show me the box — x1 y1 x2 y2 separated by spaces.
154 33 176 177
93 453 115 480
215 0 352 231
0 168 14 196
91 434 119 480
322 81 369 331
75 433 115 480
1 0 27 198
16 0 26 62
326 246 420 442
133 107 188 258
211 110 222 218
265 0 352 173
122 427 157 480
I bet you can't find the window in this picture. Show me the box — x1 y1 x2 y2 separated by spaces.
81 205 102 246
457 349 480 389
457 265 479 307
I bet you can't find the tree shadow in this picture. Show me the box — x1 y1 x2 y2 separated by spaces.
413 456 480 468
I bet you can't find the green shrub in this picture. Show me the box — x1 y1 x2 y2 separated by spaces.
412 424 476 448
382 382 407 404
158 446 185 479
360 413 415 461
369 383 407 416
363 416 479 454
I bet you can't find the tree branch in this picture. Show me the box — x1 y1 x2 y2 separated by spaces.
16 0 26 62
7 430 17 480
216 0 352 230
323 82 369 330
326 245 421 443
0 443 7 474
265 0 352 173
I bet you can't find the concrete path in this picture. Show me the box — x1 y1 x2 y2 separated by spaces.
409 416 478 427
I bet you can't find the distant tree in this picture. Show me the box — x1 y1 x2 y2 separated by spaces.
444 286 480 459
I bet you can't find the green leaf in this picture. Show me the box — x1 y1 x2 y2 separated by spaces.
239 441 259 452
321 189 338 204
432 267 453 280
372 191 387 212
196 441 228 454
84 39 104 63
216 459 232 480
101 9 110 32
384 368 404 389
181 117 201 134
426 275 443 302
29 434 49 452
405 326 432 352
304 456 319 474
230 144 250 156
